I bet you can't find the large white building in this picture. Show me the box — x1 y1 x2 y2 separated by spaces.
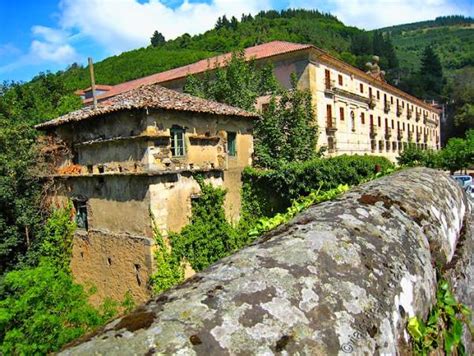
78 41 441 162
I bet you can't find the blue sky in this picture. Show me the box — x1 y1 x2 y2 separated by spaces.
0 0 472 82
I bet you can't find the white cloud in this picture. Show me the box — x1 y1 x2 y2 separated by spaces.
0 26 79 76
58 0 272 54
288 0 469 29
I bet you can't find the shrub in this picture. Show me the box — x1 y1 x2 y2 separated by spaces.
242 155 393 218
0 261 110 355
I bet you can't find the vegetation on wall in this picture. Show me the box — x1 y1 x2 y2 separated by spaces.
169 178 241 272
407 279 472 355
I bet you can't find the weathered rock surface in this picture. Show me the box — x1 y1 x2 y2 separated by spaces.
61 168 472 355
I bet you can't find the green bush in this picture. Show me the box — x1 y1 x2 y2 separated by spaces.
0 206 118 354
0 261 111 355
242 155 393 218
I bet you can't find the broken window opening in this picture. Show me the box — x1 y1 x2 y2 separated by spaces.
73 198 88 230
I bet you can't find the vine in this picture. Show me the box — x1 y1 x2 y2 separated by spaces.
407 279 473 355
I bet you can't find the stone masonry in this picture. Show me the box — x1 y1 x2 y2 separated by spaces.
60 168 472 355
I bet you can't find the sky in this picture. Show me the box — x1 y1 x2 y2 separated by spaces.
0 0 472 82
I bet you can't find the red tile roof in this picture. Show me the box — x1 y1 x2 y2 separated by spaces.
83 41 312 104
36 84 258 129
79 40 440 113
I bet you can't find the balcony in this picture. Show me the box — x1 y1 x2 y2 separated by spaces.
370 124 378 138
324 79 336 95
325 117 337 135
384 102 391 113
397 129 403 140
396 105 403 117
385 128 392 139
407 109 413 120
369 96 377 109
416 111 421 122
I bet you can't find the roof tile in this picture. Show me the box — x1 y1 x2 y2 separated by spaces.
36 84 258 129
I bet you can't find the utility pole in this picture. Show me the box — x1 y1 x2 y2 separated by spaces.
88 57 98 109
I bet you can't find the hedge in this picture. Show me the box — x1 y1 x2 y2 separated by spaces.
241 154 394 218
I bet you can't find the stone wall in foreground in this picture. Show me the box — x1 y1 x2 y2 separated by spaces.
61 168 473 355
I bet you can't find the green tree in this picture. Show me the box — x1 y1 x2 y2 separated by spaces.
440 137 468 174
184 51 279 111
0 115 41 273
150 30 166 47
254 76 318 168
419 45 444 99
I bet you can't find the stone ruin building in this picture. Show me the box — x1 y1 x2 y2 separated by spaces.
36 84 256 304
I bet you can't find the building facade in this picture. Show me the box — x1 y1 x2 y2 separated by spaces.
37 84 255 304
78 41 441 162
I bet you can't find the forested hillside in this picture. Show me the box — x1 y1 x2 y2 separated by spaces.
381 15 474 77
29 10 399 94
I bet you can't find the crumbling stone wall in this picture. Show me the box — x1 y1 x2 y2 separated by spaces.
60 168 472 355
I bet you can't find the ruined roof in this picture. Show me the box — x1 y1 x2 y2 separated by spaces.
36 84 259 129
83 41 312 104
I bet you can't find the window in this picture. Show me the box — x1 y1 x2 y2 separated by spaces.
326 104 333 127
360 83 364 93
338 74 343 86
377 90 380 99
391 96 394 104
227 131 237 157
73 199 88 230
171 126 185 157
403 122 405 130
339 107 345 121
325 69 331 89
378 116 381 127
391 120 394 129
361 112 365 124
369 87 373 98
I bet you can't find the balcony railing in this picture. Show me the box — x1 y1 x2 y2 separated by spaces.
384 102 391 113
370 124 378 137
396 105 403 117
324 79 336 93
369 96 377 109
416 111 421 122
326 117 337 134
397 129 403 140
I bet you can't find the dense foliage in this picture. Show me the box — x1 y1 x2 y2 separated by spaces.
397 130 474 173
397 45 445 101
242 155 394 219
0 207 118 354
184 51 279 111
254 76 318 168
